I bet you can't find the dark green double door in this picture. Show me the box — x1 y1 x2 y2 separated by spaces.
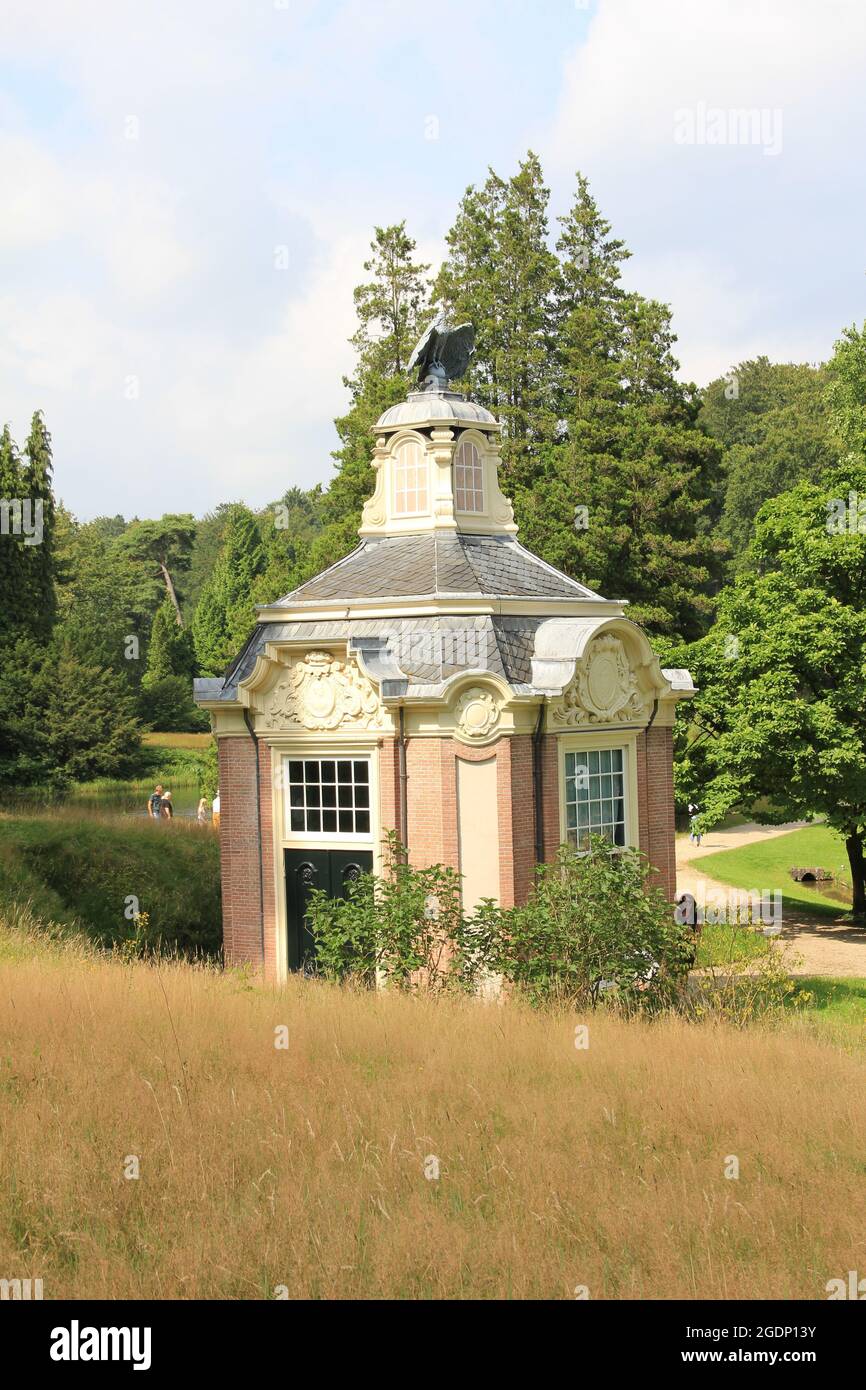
284 848 373 973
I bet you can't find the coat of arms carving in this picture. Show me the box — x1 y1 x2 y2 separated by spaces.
263 651 387 732
552 635 649 727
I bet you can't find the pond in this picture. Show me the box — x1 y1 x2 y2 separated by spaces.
0 784 207 822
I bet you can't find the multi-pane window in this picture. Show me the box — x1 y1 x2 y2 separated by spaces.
564 748 626 849
393 440 428 516
453 440 484 512
285 757 371 837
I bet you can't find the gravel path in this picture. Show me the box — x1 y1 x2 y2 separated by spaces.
676 822 866 978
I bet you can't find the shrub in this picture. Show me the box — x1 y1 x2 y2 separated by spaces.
309 832 472 991
309 832 694 1009
497 838 695 1010
138 675 209 733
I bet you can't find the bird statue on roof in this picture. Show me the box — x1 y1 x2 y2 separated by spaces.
408 312 475 389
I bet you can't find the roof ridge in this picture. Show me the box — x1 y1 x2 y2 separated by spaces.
510 538 601 600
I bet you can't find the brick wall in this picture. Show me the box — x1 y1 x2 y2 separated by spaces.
217 721 679 977
217 735 265 971
636 724 677 901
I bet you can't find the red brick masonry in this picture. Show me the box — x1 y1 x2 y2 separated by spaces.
218 724 677 974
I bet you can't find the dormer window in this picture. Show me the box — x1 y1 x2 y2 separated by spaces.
393 440 428 516
454 439 484 513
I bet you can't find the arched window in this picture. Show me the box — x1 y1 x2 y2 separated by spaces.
454 439 484 513
392 440 427 516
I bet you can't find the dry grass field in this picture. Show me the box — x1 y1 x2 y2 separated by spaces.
1 922 866 1301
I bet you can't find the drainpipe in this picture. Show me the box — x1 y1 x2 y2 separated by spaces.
641 697 660 846
398 704 409 859
532 701 545 865
243 709 266 960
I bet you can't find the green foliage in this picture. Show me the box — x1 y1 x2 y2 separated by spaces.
673 456 866 913
435 153 559 468
113 514 196 627
316 223 432 566
0 812 221 957
494 839 694 1010
436 161 726 640
192 504 264 675
685 948 811 1029
309 832 470 991
0 414 57 645
699 358 833 567
826 320 866 458
309 833 692 1009
143 597 196 685
251 487 325 606
0 637 142 789
138 675 208 733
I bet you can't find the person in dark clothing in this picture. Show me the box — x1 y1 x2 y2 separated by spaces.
147 785 164 819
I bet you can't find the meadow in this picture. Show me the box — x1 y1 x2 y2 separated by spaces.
1 918 866 1300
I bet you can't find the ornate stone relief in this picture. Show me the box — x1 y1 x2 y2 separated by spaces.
263 650 388 732
454 685 501 741
552 634 650 727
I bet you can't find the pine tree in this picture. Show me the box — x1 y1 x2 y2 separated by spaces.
435 153 559 478
21 410 56 639
0 425 27 646
327 224 431 524
192 504 264 675
143 596 196 685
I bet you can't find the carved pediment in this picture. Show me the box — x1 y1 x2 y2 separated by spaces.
551 634 651 727
262 650 388 732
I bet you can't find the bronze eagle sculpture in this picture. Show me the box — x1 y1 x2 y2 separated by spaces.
408 313 475 388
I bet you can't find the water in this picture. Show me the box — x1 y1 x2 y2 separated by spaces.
71 785 204 820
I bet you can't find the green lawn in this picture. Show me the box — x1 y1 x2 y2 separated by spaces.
696 824 851 919
787 977 866 1047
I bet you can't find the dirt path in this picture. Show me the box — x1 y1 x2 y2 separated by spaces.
677 822 866 978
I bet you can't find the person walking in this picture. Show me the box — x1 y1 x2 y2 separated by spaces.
212 790 220 832
196 797 208 825
147 785 164 820
688 801 702 847
161 790 174 821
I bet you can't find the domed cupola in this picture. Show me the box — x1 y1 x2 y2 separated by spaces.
360 316 517 539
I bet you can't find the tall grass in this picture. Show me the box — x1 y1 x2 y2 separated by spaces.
1 934 864 1299
0 811 221 955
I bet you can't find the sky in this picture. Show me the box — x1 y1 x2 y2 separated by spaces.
2 0 865 520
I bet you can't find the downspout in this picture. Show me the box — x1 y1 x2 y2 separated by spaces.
243 709 266 961
398 704 409 858
532 701 545 865
642 697 660 848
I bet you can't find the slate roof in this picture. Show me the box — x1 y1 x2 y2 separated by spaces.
272 533 600 606
200 614 546 704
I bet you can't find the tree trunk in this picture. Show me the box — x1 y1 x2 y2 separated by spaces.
845 830 866 922
159 560 184 627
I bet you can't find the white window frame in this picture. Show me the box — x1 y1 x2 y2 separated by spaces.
557 731 640 853
281 751 375 846
453 438 485 513
392 439 429 518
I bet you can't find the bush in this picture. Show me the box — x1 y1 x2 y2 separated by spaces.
309 832 478 991
497 839 695 1010
309 833 694 1009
